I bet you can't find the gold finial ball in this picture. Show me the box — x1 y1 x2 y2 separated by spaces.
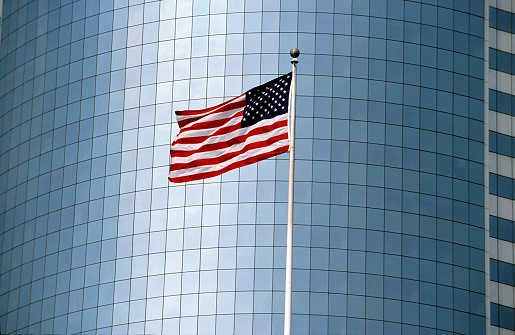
290 48 300 58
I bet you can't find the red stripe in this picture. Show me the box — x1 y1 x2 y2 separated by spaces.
177 96 246 128
176 95 243 116
172 119 288 157
170 132 289 171
179 110 244 134
168 146 289 183
173 123 242 145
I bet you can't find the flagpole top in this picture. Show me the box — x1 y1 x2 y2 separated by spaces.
290 48 299 64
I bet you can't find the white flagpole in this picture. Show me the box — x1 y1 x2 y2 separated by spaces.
284 48 299 335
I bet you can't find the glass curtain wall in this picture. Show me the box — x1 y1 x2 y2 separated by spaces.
0 0 485 334
487 1 515 333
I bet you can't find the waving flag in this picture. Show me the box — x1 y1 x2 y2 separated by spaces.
169 73 292 183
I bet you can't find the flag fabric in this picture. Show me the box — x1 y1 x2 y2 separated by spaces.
169 73 292 183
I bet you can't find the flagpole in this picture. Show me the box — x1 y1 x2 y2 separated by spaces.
284 47 299 335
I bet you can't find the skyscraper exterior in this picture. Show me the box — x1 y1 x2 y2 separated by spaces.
0 0 503 334
487 1 515 334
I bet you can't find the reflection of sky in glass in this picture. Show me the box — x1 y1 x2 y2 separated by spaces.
0 0 491 334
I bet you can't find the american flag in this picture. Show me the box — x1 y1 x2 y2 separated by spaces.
169 73 292 183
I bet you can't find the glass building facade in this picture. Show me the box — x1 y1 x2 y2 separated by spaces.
487 1 515 334
0 0 499 334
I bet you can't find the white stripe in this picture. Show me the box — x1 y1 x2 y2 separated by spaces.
490 69 515 95
176 95 245 129
172 124 288 164
175 114 242 141
173 113 288 151
170 138 289 179
490 281 515 309
179 104 242 131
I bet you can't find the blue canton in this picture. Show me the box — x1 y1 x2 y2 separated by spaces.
241 72 292 128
